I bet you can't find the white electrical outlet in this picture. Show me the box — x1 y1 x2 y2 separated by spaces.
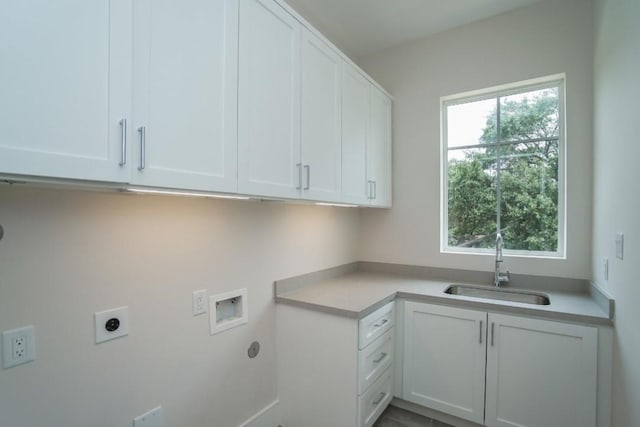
95 306 129 344
134 406 164 427
2 325 36 369
192 289 207 316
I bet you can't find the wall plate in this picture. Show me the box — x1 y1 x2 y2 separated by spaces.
95 306 129 344
134 406 164 427
2 325 36 368
192 289 207 316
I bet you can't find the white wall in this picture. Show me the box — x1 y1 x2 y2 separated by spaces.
593 0 640 425
0 186 359 427
357 0 594 279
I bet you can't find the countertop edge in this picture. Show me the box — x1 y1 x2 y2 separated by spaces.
395 291 614 326
273 263 614 327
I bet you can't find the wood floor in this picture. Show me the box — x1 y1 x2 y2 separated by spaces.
373 405 454 427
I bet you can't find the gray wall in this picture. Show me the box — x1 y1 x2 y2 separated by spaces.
0 186 359 427
593 0 640 425
357 0 594 279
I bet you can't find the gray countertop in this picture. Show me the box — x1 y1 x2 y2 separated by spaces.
274 265 613 326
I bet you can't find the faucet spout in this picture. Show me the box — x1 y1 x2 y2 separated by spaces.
494 233 510 287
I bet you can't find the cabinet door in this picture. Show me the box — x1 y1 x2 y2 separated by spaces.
238 0 301 198
485 314 597 427
368 86 392 207
341 63 370 204
300 29 341 202
403 302 487 424
0 0 131 182
131 0 238 192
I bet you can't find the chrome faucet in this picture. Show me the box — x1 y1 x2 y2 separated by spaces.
494 233 510 287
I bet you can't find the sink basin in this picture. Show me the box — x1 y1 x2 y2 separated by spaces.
445 284 550 305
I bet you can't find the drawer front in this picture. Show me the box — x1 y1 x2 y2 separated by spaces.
358 328 394 395
359 301 394 349
358 368 393 427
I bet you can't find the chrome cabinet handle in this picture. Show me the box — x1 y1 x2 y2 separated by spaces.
373 352 387 364
304 165 310 190
296 163 302 190
137 126 146 171
491 322 495 347
372 392 386 406
367 180 373 199
119 119 127 166
372 181 377 199
479 320 483 344
373 318 388 328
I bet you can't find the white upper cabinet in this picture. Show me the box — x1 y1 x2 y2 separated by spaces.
341 63 370 205
238 0 302 199
300 29 342 202
0 0 392 205
0 0 132 182
341 62 393 206
368 86 392 207
131 0 238 193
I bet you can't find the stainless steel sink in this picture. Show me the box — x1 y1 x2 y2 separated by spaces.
445 284 550 305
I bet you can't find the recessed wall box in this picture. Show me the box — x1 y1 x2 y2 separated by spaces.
210 288 248 335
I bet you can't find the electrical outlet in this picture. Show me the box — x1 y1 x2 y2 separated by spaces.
192 290 207 316
95 306 129 344
2 326 36 369
14 335 25 359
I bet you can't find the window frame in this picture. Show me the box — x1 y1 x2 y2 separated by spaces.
440 74 567 259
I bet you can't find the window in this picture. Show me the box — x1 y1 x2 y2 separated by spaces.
441 75 565 257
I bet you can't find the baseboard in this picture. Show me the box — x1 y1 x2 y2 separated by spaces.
238 400 282 427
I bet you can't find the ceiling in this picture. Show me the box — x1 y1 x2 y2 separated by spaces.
284 0 543 58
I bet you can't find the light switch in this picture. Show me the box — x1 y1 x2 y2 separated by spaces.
192 290 207 316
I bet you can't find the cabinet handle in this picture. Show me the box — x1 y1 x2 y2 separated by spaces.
296 163 302 190
367 180 373 199
119 119 127 166
372 180 377 199
479 320 483 344
137 126 146 171
373 318 388 328
491 322 495 347
372 392 386 406
304 165 310 190
373 352 387 364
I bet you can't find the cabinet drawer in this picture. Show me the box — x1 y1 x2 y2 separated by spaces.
359 301 394 349
358 367 392 427
358 328 393 395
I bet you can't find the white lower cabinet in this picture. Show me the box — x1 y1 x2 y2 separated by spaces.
403 302 487 424
277 302 394 427
359 368 393 427
402 301 598 427
485 313 598 427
